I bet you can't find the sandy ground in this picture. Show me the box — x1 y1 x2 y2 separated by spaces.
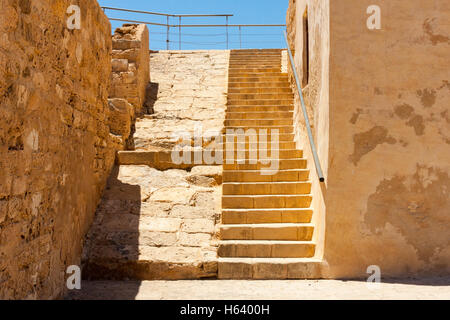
67 278 450 300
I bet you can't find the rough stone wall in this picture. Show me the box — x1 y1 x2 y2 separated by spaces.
287 0 450 277
0 0 114 299
109 24 150 149
134 50 229 151
110 24 150 115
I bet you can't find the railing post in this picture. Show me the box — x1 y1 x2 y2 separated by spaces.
239 26 242 49
179 17 182 50
166 16 170 50
226 16 229 49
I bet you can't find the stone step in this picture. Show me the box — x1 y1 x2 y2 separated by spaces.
220 133 295 143
227 99 293 106
117 151 221 169
226 111 293 119
227 82 290 88
218 240 315 258
227 93 294 100
229 62 282 67
223 181 311 195
218 141 297 151
228 87 293 94
226 105 293 112
216 150 302 162
229 76 288 83
224 126 293 134
222 208 313 224
218 257 322 279
224 119 293 127
84 245 217 280
228 72 287 78
231 49 282 52
229 54 282 58
220 223 314 241
223 169 309 183
222 194 312 209
223 158 306 171
228 68 282 73
229 55 282 59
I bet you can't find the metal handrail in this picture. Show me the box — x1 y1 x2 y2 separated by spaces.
283 31 325 183
101 6 233 17
103 6 285 50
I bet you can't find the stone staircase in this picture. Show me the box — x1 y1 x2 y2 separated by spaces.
218 49 321 279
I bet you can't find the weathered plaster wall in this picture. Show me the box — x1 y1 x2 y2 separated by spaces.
326 0 450 278
286 0 329 260
0 0 114 298
287 0 450 277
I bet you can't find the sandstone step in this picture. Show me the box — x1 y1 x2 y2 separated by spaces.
226 111 293 119
224 119 293 126
117 151 218 169
220 143 297 151
230 53 282 57
227 93 293 100
222 208 313 224
223 169 309 183
228 72 287 78
222 194 312 209
223 181 311 195
220 133 295 143
216 150 302 161
227 99 293 106
229 64 282 69
228 68 282 73
224 126 293 134
84 245 217 280
223 158 306 171
218 240 315 258
218 257 322 279
229 55 282 59
232 49 282 52
228 87 292 94
226 106 294 113
228 76 288 83
227 82 290 88
220 223 314 241
229 62 282 67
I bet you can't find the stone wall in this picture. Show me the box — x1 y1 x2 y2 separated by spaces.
0 0 114 299
287 0 450 278
109 25 150 149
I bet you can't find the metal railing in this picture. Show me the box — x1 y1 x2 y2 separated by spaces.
101 7 285 50
283 31 325 183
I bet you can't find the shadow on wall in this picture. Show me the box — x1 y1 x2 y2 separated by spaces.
144 82 159 115
75 166 142 300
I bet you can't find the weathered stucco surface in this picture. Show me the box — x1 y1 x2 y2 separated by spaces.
327 0 450 278
0 0 115 298
287 0 450 277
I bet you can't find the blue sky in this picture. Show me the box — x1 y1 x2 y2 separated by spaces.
97 0 289 50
